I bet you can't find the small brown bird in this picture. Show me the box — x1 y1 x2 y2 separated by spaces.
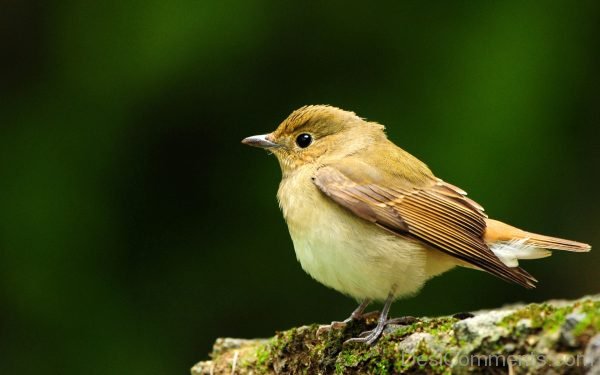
242 105 591 345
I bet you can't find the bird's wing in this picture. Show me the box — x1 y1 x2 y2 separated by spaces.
313 163 537 288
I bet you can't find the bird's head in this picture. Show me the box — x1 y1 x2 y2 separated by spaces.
242 105 385 175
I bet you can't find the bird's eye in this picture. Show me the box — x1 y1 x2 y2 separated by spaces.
295 133 312 148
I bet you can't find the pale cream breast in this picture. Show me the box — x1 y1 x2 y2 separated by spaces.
277 166 454 301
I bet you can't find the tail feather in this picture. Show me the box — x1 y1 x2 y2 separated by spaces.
485 219 591 251
484 219 591 268
524 234 591 252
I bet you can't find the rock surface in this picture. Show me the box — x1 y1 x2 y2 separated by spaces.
192 295 600 374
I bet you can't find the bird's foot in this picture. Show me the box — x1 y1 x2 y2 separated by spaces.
344 326 384 346
343 316 419 346
316 310 380 337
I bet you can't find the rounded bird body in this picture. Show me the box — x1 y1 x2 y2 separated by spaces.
277 144 457 302
243 105 591 344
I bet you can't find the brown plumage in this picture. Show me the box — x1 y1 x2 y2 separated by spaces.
314 165 538 288
281 105 589 288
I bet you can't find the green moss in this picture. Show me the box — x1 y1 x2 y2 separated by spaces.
500 303 558 330
197 296 600 375
388 317 457 340
573 300 600 336
337 351 360 367
392 339 450 374
498 298 600 344
254 343 270 367
373 358 390 375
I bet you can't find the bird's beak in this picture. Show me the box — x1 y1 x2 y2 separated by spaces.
241 134 279 149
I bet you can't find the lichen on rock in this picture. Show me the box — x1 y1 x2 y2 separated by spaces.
192 295 600 374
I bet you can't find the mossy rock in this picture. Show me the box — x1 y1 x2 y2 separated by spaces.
192 295 600 374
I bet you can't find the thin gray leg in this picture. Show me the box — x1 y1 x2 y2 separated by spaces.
345 299 372 322
344 293 394 345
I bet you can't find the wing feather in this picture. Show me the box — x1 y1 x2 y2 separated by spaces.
313 165 536 288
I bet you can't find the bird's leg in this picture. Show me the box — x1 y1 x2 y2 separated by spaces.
344 299 373 322
344 293 394 345
316 299 372 336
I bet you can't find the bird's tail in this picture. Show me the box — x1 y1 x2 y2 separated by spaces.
484 219 591 268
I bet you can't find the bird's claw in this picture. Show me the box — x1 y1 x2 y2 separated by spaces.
344 330 380 346
343 316 419 346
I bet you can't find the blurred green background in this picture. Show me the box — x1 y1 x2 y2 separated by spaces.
1 1 599 374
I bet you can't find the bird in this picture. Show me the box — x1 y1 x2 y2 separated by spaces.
242 105 591 345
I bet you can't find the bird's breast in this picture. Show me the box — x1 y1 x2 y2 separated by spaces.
277 169 432 301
